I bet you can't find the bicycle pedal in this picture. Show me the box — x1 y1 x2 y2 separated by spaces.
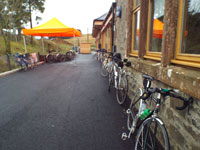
117 87 123 90
121 132 128 141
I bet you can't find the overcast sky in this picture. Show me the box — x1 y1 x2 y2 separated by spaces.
31 0 115 34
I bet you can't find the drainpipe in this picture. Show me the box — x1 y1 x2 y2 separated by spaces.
99 33 102 50
111 2 116 53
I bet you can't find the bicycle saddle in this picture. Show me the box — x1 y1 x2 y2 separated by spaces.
123 58 128 62
143 74 154 81
125 61 131 67
143 74 154 90
118 61 124 68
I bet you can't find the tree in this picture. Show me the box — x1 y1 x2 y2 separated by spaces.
28 0 45 44
12 0 30 41
0 0 17 69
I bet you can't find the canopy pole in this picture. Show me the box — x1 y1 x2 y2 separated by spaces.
73 30 75 49
23 36 27 53
42 37 45 53
73 29 77 67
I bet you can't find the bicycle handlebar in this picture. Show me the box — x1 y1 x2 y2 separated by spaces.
147 88 193 111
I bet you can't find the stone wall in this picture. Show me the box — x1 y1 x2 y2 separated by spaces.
114 0 128 58
115 0 200 149
126 57 200 150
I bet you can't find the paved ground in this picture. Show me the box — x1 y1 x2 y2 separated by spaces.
0 53 133 150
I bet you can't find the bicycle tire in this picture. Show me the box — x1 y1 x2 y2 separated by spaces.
47 54 54 63
108 70 114 92
134 117 170 150
127 88 143 131
100 62 108 77
116 74 128 105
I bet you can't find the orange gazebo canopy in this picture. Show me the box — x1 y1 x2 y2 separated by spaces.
137 19 188 38
23 18 81 37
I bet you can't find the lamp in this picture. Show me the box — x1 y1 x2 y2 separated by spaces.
116 6 122 18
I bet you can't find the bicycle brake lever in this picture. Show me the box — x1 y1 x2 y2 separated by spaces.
176 97 193 111
187 97 194 113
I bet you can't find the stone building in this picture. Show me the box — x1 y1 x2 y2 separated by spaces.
92 0 200 149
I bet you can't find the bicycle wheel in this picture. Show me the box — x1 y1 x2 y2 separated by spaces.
47 54 54 63
100 62 108 77
127 88 143 131
116 74 128 105
134 117 170 150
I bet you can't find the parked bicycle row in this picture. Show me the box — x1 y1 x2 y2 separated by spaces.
95 49 194 150
8 52 37 71
45 49 76 63
7 49 76 71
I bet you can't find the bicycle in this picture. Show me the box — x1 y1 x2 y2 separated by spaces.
121 74 193 150
95 49 101 61
100 52 113 77
108 55 132 105
98 49 107 63
10 53 34 70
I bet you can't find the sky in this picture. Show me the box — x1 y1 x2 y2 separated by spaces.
31 0 115 34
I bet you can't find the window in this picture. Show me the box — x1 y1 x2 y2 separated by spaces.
133 10 140 51
131 0 140 54
174 0 200 66
146 0 165 59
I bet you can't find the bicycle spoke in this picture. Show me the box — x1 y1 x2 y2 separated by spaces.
153 121 158 149
149 127 154 149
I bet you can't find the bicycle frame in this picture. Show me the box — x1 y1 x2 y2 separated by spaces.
124 90 161 139
113 63 126 89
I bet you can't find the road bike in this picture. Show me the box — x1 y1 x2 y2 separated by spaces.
121 74 193 150
108 56 131 105
100 52 113 77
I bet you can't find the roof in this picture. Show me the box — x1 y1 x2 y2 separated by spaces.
94 13 108 21
92 13 107 37
92 2 116 38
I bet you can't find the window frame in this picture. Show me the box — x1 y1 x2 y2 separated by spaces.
173 0 200 65
131 0 141 56
145 0 165 61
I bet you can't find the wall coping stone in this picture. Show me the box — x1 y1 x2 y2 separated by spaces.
128 57 200 99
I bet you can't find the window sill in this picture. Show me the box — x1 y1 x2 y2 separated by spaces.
128 57 200 99
144 55 161 61
171 59 200 69
129 53 138 57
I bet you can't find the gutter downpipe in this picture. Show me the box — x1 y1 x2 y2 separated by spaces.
111 2 116 53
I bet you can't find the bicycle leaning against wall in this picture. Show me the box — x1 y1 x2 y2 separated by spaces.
108 53 132 105
100 52 113 77
121 74 193 150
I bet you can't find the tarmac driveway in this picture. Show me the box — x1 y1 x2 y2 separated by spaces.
0 53 133 150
